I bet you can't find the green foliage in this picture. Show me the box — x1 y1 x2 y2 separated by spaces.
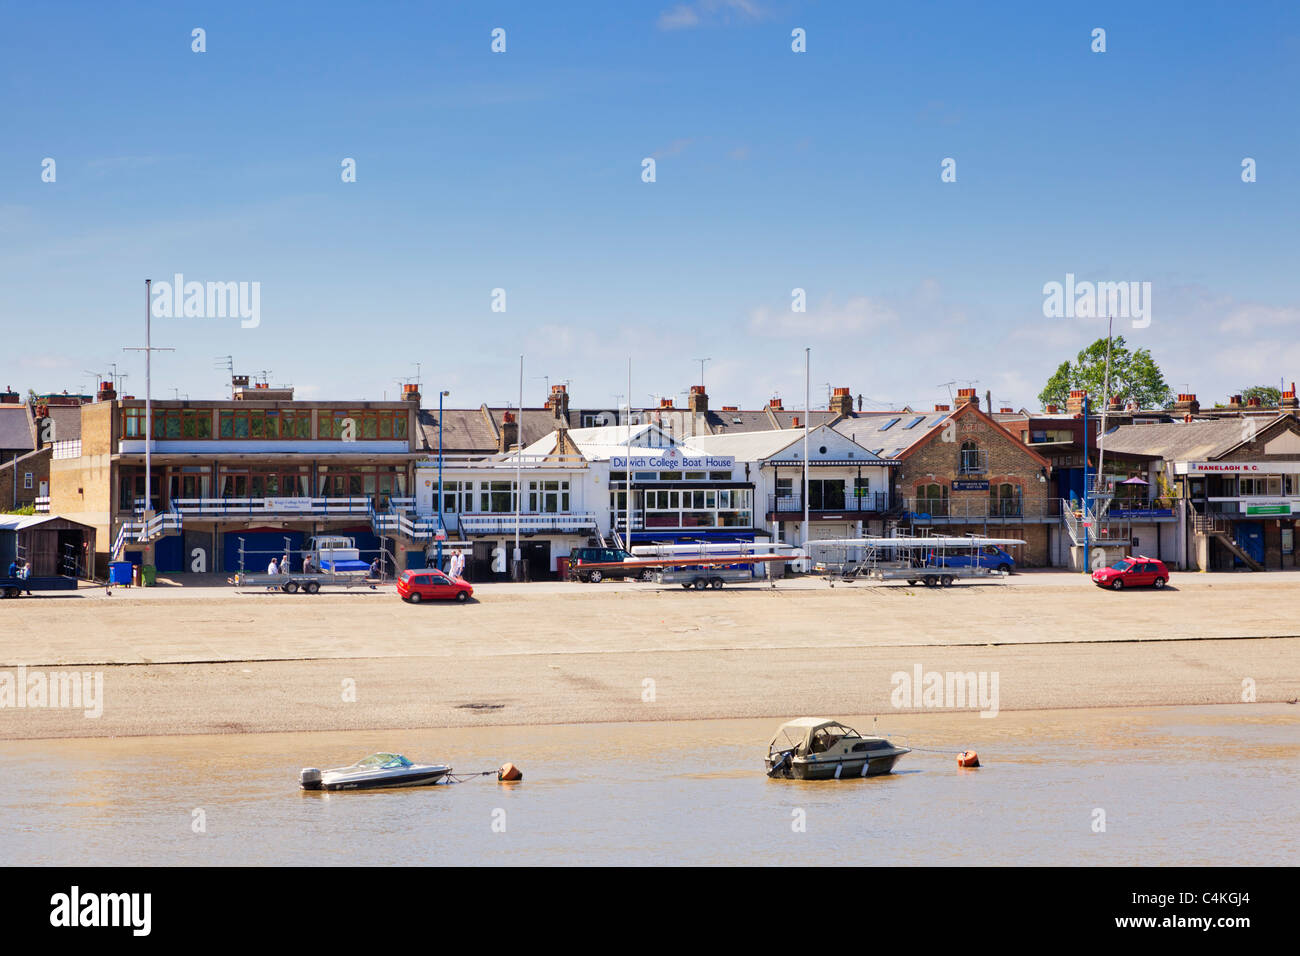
3 504 36 515
1037 336 1171 411
1241 385 1281 406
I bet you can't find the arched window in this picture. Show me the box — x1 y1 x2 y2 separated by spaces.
959 441 985 475
918 482 949 516
990 482 1021 517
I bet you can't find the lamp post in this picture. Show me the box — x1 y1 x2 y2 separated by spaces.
1083 392 1091 574
436 389 449 571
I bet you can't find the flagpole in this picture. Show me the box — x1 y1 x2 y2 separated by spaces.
803 347 810 571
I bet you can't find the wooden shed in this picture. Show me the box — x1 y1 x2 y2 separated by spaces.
0 515 97 578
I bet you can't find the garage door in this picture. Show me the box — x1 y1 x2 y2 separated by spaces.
223 530 304 573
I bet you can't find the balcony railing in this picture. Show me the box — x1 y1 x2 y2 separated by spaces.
34 495 50 513
903 497 1061 521
171 497 374 516
768 492 890 514
456 512 597 535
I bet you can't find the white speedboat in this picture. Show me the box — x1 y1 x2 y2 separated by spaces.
765 718 910 779
300 753 451 791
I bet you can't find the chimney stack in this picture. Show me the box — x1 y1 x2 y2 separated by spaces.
96 380 117 402
829 386 853 417
792 416 801 428
999 406 1014 414
1107 395 1122 412
687 384 708 414
1044 404 1058 414
768 397 784 411
499 411 519 453
1066 390 1087 415
955 388 979 410
1 386 20 405
1172 393 1201 416
402 383 422 404
1283 383 1298 412
934 404 950 412
546 384 570 422
658 397 674 409
1226 394 1243 410
1246 396 1262 408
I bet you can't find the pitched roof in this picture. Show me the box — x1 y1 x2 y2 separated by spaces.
687 423 885 463
833 410 953 458
1099 417 1291 461
0 405 35 452
417 407 498 453
42 405 82 443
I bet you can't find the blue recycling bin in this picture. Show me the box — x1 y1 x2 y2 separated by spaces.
109 561 133 586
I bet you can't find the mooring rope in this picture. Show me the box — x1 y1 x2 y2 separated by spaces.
445 770 498 784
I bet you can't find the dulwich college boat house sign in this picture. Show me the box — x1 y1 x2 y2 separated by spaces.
610 452 735 469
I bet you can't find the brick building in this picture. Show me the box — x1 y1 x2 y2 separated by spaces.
835 388 1054 566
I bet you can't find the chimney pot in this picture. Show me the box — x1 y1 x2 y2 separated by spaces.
934 404 950 412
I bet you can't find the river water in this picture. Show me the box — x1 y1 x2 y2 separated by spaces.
2 704 1295 866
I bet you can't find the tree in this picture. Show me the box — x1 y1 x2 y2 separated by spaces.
1242 385 1281 406
1037 336 1170 410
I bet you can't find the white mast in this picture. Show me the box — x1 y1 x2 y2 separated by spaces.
803 347 810 570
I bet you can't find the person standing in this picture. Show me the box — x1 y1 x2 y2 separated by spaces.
266 556 279 591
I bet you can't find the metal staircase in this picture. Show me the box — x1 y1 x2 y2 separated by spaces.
111 511 184 560
1193 512 1265 571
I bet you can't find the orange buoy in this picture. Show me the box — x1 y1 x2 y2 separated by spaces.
498 763 523 782
957 750 980 768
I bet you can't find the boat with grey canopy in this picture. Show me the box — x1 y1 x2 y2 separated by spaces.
765 718 910 779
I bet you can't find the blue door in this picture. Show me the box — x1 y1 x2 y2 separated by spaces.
223 530 304 573
153 534 185 573
1234 521 1264 566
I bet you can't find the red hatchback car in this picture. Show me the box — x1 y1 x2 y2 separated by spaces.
397 569 473 603
1091 556 1170 590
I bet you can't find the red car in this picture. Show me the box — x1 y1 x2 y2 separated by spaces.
396 569 473 603
1091 556 1169 590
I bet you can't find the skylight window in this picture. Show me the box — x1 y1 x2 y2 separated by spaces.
904 416 924 429
879 417 901 431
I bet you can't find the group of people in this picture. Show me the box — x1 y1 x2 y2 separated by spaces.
5 558 32 595
443 549 466 579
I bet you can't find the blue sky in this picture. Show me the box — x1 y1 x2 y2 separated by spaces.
3 0 1298 411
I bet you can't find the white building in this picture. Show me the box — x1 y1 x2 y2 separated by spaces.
413 422 751 580
686 424 899 552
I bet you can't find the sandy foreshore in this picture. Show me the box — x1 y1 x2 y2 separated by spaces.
2 573 1298 738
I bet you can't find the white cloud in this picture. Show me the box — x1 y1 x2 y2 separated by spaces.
749 294 900 338
658 0 765 31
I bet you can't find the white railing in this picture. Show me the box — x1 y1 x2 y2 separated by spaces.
371 512 442 539
457 512 597 534
34 496 50 513
112 513 184 558
172 497 373 516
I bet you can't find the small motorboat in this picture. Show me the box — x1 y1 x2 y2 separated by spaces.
300 753 451 791
765 718 910 779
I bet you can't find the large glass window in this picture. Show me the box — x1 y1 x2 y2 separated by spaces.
528 479 570 513
480 481 516 513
